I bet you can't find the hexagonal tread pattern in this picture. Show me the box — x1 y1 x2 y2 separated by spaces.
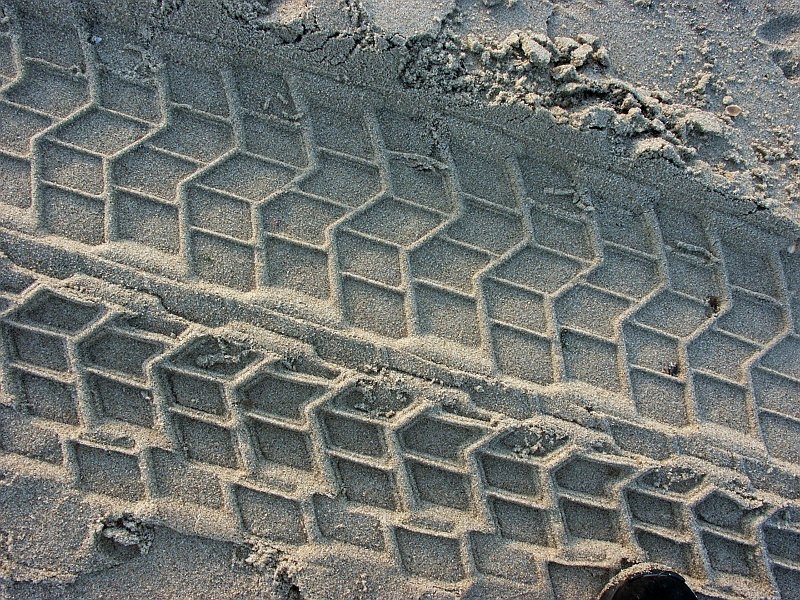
0 8 798 600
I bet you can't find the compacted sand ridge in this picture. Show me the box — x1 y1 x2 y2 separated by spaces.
0 0 799 598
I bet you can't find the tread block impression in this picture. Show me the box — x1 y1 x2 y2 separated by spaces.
333 457 398 510
170 412 239 468
298 152 381 205
400 415 485 464
54 108 148 154
3 323 71 372
74 442 144 499
12 289 103 333
161 368 228 417
470 533 539 583
235 485 307 544
341 276 407 338
248 417 314 471
262 238 329 299
312 494 385 550
39 140 104 195
191 231 256 292
87 373 154 428
239 372 325 422
114 192 180 254
112 147 197 201
337 230 402 287
12 369 79 425
80 328 164 378
5 62 88 117
40 186 106 245
198 152 295 200
188 186 252 241
150 448 224 509
415 284 481 347
559 497 621 542
0 407 63 464
0 101 52 155
490 496 553 546
320 411 387 457
0 153 33 208
491 324 554 384
560 329 621 391
407 459 472 511
394 527 464 582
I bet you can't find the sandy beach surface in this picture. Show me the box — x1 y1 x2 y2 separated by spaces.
0 0 799 598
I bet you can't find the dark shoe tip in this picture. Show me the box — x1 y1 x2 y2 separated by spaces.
598 565 697 600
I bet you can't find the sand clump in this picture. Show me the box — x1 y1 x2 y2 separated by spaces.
398 13 794 207
95 514 154 560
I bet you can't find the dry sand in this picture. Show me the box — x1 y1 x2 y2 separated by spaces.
0 0 799 598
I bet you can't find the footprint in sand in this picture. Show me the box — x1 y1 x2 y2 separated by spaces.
756 13 800 81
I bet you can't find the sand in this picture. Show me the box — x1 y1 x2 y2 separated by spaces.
0 0 799 598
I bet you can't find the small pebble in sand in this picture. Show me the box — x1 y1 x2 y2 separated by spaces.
722 95 733 105
725 104 743 117
663 362 680 377
706 295 722 314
